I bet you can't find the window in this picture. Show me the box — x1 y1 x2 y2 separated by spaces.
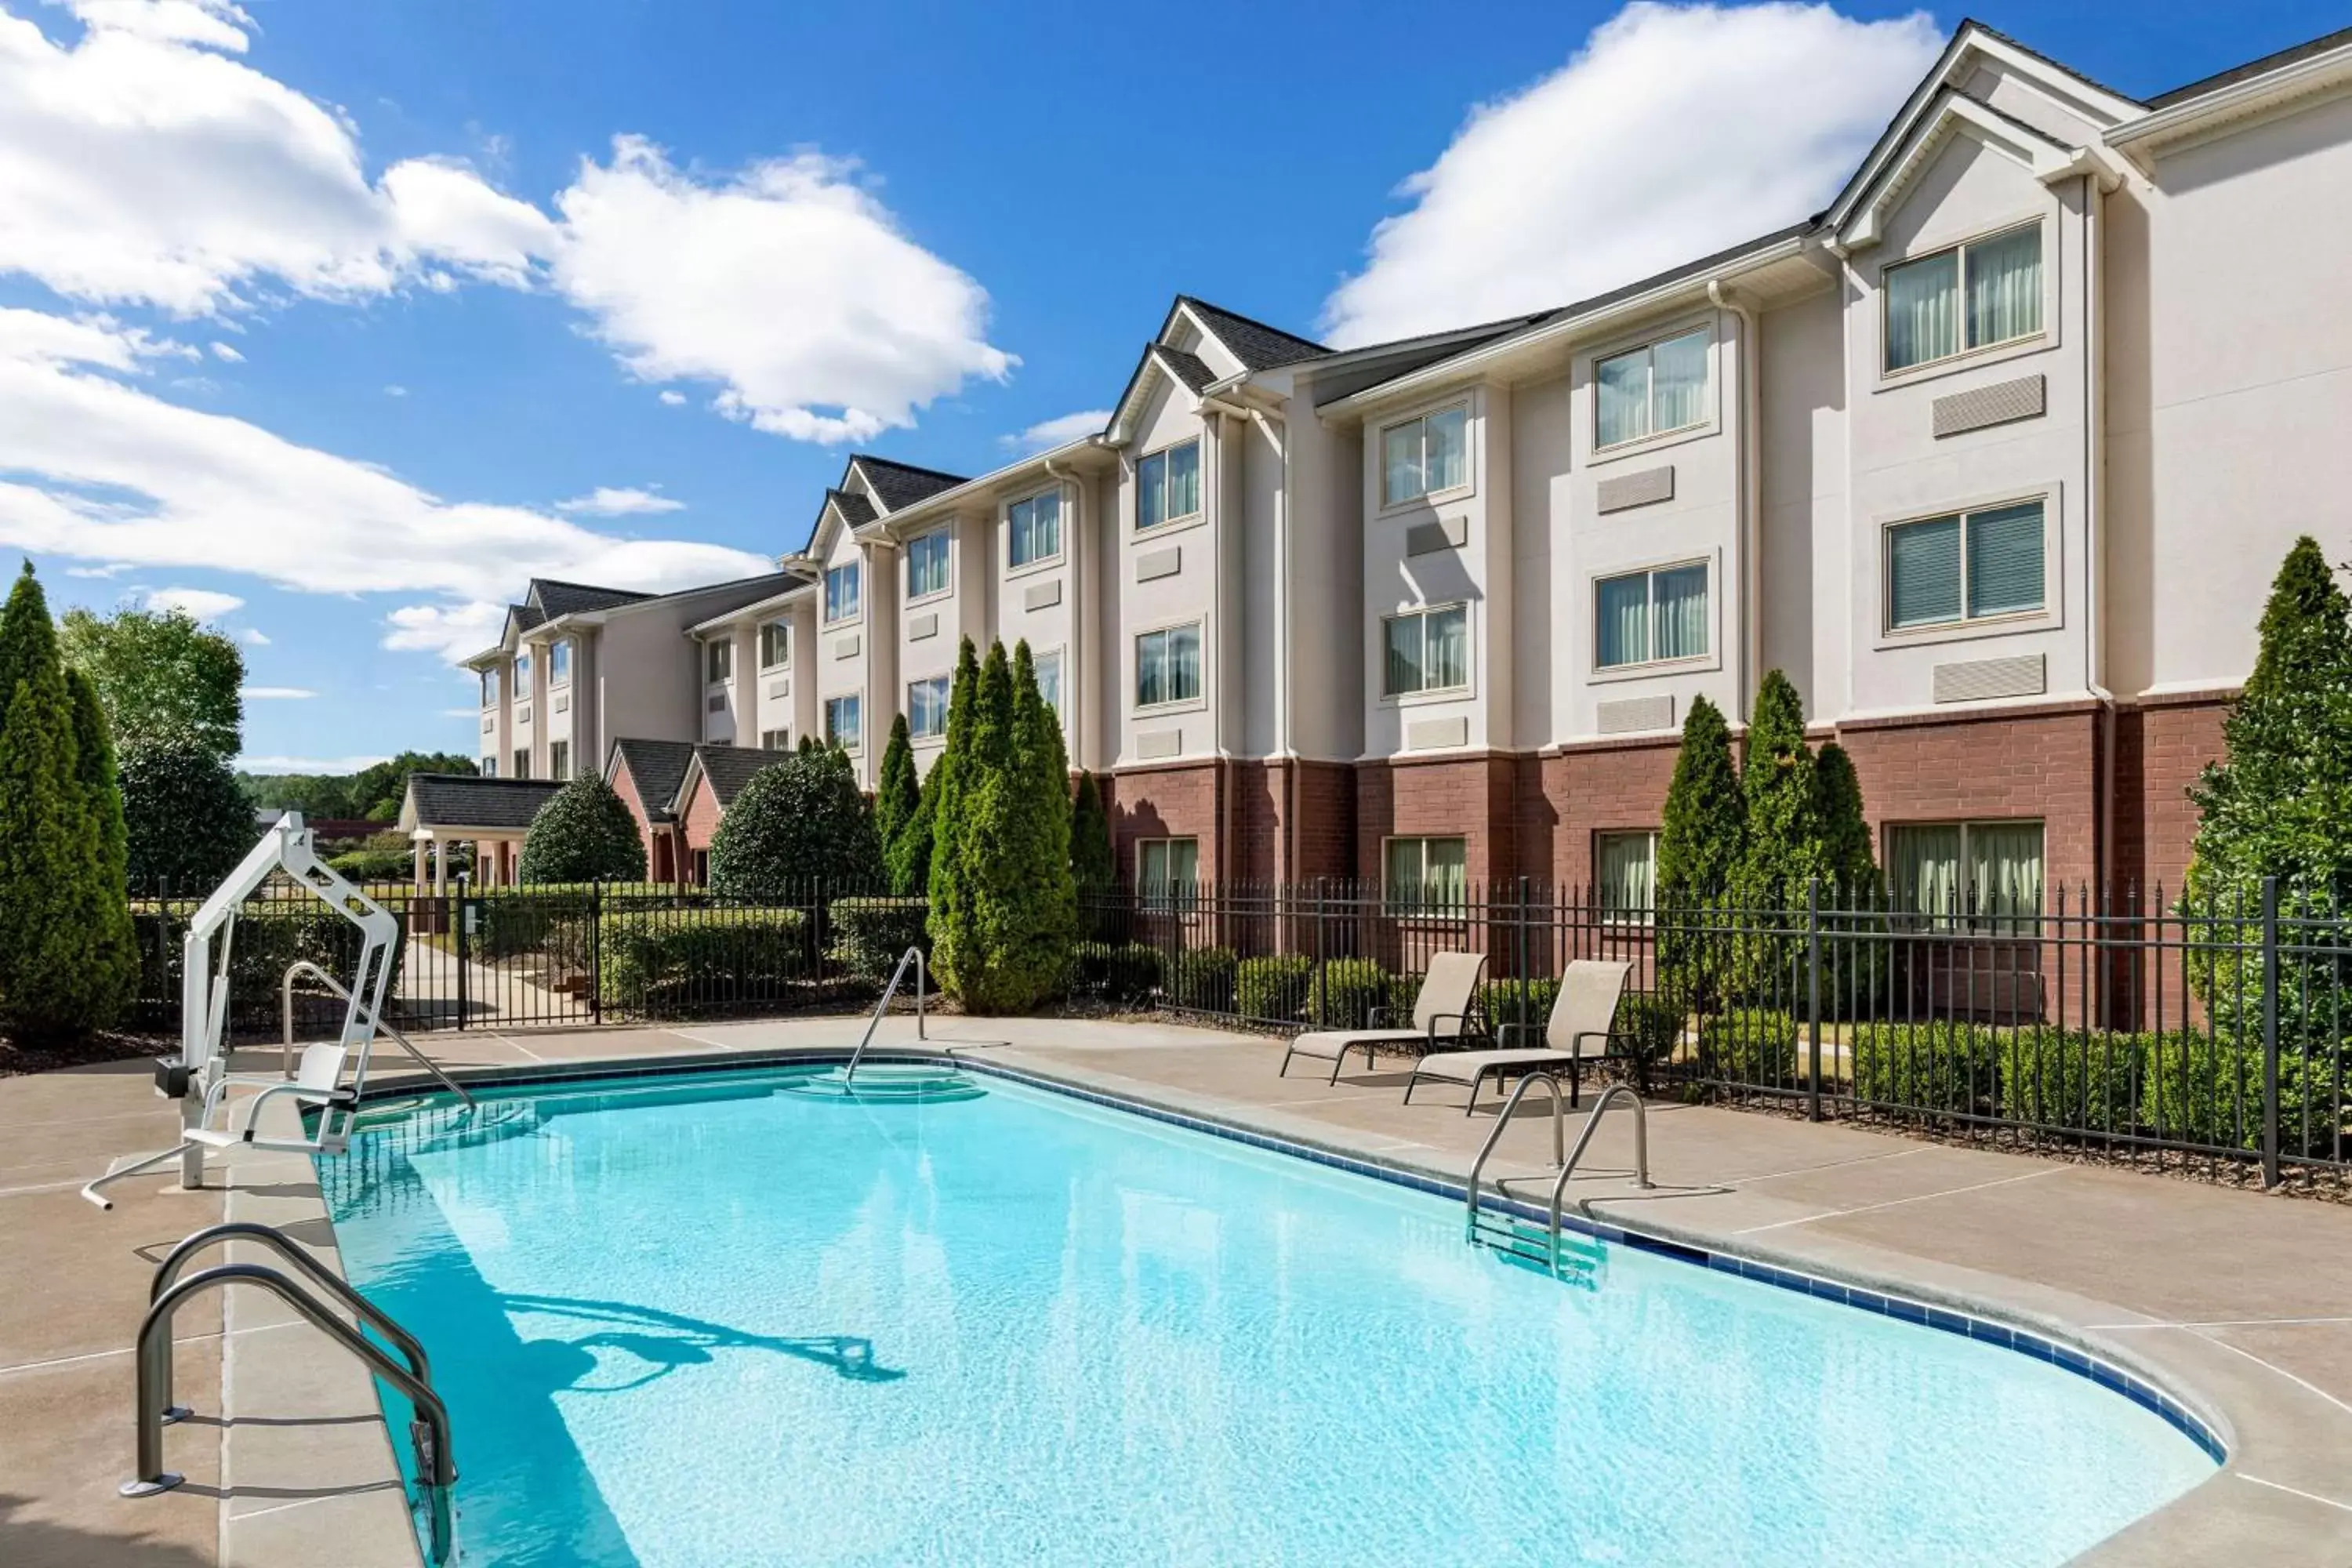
1884 223 2043 372
1886 820 2044 933
1137 439 1201 531
549 740 570 782
1595 831 1658 923
1009 489 1062 567
761 728 791 751
514 650 532 688
1138 838 1199 905
826 694 862 751
1135 622 1203 708
908 675 950 740
825 562 862 623
480 667 499 708
760 620 790 670
1886 501 2044 631
1595 562 1709 669
1381 405 1468 506
1595 328 1710 449
1035 650 1062 718
511 749 528 780
1382 604 1469 698
906 530 950 600
1385 837 1468 911
706 639 732 683
480 756 496 779
549 638 572 687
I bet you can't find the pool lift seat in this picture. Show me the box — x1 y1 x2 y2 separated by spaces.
82 812 441 1209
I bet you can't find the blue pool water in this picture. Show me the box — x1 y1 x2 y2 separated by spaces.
322 1065 2216 1567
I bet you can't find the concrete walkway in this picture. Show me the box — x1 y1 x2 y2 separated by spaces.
10 1014 2352 1563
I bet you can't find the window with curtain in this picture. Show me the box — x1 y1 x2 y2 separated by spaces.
907 675 950 739
549 741 569 782
1036 650 1062 717
1886 820 2043 931
1380 404 1468 505
825 694 862 752
906 531 950 599
512 749 528 779
824 562 861 622
1138 439 1202 531
1596 831 1658 922
759 621 789 670
1887 500 2045 630
481 668 499 707
549 639 572 686
1595 562 1709 669
1595 328 1710 448
1138 838 1199 908
1008 489 1062 566
1884 223 2043 372
760 729 790 751
705 639 731 682
1385 837 1468 913
1382 604 1469 697
481 756 495 779
1135 622 1203 708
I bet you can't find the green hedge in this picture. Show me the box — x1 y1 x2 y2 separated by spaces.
1697 1007 1798 1086
1481 978 1559 1040
1851 1019 2002 1116
1998 1029 2144 1134
1236 954 1313 1022
1310 957 1392 1029
1615 993 1688 1088
597 908 809 1013
1167 946 1237 1012
1071 940 1163 1004
829 897 928 983
131 903 405 1033
2139 1032 2348 1158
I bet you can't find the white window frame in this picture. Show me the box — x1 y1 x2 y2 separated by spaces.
1133 618 1206 713
480 756 496 779
1033 646 1065 722
548 637 572 688
760 728 792 752
905 528 952 604
1006 487 1065 572
1382 835 1469 916
480 667 499 709
548 740 570 782
1879 219 2048 379
824 693 863 753
1880 495 2050 637
824 561 862 626
1377 400 1472 510
1885 818 2046 934
1134 437 1203 534
907 674 950 742
705 637 733 684
1592 557 1713 673
1380 601 1472 702
1592 324 1714 454
513 650 532 688
758 619 791 671
1594 829 1659 925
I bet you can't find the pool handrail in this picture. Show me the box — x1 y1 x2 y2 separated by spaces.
1546 1083 1653 1246
1463 1070 1566 1238
843 946 927 1083
149 1221 431 1394
283 960 475 1111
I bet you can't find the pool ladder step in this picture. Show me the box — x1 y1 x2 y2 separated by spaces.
1468 1211 1605 1282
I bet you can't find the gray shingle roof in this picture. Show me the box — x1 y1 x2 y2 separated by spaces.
827 488 877 528
851 456 969 513
530 579 654 619
1178 296 1329 371
1155 347 1216 394
401 775 564 833
608 738 698 825
679 744 786 814
2146 20 2352 108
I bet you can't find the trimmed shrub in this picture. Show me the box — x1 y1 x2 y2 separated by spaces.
519 774 648 884
1697 1007 1799 1087
328 846 416 881
597 907 809 1013
1236 954 1314 1022
119 733 256 890
1614 992 1689 1090
1481 977 1560 1040
1309 957 1392 1029
1998 1029 2145 1134
2139 1031 2347 1158
65 666 137 1018
1167 946 1238 1012
1850 1019 2002 1116
130 902 404 1035
829 896 929 983
1070 940 1163 1004
925 638 983 978
708 746 879 898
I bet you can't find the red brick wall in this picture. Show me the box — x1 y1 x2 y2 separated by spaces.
1353 752 1519 887
680 771 725 854
1544 737 1682 891
2114 692 2230 901
609 754 663 876
1224 760 1357 884
1103 760 1221 884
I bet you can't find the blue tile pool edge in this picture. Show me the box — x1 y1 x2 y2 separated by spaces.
341 1047 2230 1468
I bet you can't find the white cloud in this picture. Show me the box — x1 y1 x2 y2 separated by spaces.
208 340 242 361
64 0 252 52
240 626 268 644
0 307 775 662
556 485 682 517
1320 2 1940 346
237 753 388 774
146 585 242 619
657 390 685 406
383 383 407 397
241 684 314 699
65 561 132 578
1000 408 1109 452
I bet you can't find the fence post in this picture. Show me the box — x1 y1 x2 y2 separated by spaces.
1515 877 1531 1041
454 872 470 1032
2261 873 2280 1189
1806 877 1824 1123
590 878 604 1026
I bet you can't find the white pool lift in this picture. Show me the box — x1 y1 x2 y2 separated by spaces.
82 811 470 1210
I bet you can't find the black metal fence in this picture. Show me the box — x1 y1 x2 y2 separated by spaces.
129 872 2350 1185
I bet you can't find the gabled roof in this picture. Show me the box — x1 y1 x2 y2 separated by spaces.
2147 23 2352 108
848 455 969 513
399 774 564 834
531 580 654 619
1154 346 1217 395
605 737 699 826
474 568 805 665
1171 296 1328 372
671 744 786 816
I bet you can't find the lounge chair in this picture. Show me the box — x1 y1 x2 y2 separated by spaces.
1277 951 1489 1084
1403 959 1635 1111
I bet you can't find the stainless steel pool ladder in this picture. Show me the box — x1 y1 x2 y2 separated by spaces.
1465 1076 1651 1274
123 1221 457 1565
282 960 476 1111
1463 1072 1566 1269
843 946 927 1083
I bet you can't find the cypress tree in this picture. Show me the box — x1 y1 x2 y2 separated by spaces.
1657 694 1746 904
66 667 137 1018
889 763 939 898
0 562 47 714
1734 670 1822 903
1008 639 1077 988
935 643 1020 1008
1811 742 1877 897
1071 771 1114 893
873 713 919 886
925 637 983 975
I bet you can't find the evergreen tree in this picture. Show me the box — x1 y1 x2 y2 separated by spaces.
0 562 50 718
888 763 939 898
873 713 919 884
707 747 880 897
1810 742 1878 896
1657 694 1746 904
122 734 263 887
925 637 983 975
66 668 137 1015
1733 670 1822 902
518 774 649 884
1006 639 1077 986
1071 771 1114 894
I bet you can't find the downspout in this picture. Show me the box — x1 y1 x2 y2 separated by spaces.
1044 456 1088 776
1708 280 1764 718
2082 170 2117 906
1250 407 1294 880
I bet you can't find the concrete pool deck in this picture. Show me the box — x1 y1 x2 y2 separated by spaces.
7 1013 2352 1565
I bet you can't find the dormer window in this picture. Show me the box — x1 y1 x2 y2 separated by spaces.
1381 405 1467 506
825 562 861 623
706 638 732 684
1137 439 1201 531
549 637 572 688
1884 223 2042 373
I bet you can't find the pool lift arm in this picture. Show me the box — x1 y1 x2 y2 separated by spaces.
82 812 404 1209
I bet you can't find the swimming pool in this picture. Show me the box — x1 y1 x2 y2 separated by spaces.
322 1061 2217 1566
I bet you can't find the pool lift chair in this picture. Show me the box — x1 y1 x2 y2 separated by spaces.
82 811 469 1210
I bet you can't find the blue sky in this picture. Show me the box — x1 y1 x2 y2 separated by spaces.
0 0 2340 771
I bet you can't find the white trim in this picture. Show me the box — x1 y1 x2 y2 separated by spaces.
1377 600 1475 706
1004 483 1067 575
821 691 866 755
1590 554 1719 677
2107 39 2352 164
1875 488 2063 648
1875 217 2053 383
1131 615 1208 716
821 560 865 628
1588 317 1720 459
1134 435 1205 535
1374 397 1475 513
902 524 953 606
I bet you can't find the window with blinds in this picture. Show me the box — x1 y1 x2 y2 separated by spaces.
1385 837 1467 913
1884 223 2043 373
1887 500 2045 631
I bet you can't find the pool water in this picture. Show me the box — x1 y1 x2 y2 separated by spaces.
322 1065 2216 1567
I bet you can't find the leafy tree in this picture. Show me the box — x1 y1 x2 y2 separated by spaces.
707 747 880 898
1071 771 1114 893
347 752 477 822
518 774 648 884
925 637 983 967
67 668 139 1008
873 713 920 887
122 733 261 889
59 603 245 757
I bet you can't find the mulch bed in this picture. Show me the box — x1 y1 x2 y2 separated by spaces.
0 1028 175 1080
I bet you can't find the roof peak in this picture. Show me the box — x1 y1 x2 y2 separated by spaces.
1174 295 1329 358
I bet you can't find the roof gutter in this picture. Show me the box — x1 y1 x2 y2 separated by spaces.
2105 39 2352 165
